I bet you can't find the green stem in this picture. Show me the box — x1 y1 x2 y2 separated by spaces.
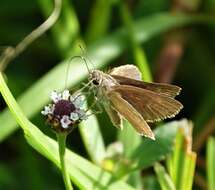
0 0 62 71
57 133 73 190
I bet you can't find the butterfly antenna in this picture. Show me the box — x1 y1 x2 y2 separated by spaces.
81 55 90 74
64 55 92 89
65 56 81 89
78 44 95 70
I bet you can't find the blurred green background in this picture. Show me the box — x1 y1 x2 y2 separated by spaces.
0 0 215 189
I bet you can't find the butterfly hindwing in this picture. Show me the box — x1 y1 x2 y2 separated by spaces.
104 103 123 130
110 85 183 123
110 65 142 80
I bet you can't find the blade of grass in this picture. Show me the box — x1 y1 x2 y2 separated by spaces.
86 0 113 43
119 2 152 81
167 129 184 183
154 162 176 190
0 13 208 142
79 113 106 164
207 137 215 190
180 152 196 190
167 121 196 190
0 72 135 190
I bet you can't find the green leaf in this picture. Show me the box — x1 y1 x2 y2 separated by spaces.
207 137 215 190
0 13 207 142
117 120 190 178
0 72 135 190
154 162 176 190
126 171 143 190
118 121 142 158
129 120 181 172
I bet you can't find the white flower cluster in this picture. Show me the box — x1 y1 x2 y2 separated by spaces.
41 90 87 129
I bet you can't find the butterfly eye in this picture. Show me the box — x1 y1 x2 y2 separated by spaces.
92 79 99 85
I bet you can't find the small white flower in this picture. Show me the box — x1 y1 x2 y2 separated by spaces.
50 91 62 103
69 95 75 102
73 95 85 109
60 115 72 129
77 109 87 120
41 105 54 115
62 90 70 100
70 112 79 121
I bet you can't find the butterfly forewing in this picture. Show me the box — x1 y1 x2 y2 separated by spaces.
111 75 181 98
107 91 155 139
111 85 183 123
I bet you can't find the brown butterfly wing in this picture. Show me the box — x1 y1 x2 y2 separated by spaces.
111 75 181 98
110 85 183 123
107 91 155 139
104 104 123 130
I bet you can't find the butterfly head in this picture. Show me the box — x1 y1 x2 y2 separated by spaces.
89 70 103 86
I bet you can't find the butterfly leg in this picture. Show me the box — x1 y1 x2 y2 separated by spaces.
72 80 92 96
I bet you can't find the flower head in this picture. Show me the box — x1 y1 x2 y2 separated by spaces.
41 89 87 133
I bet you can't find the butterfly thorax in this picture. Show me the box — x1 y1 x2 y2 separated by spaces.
90 70 118 90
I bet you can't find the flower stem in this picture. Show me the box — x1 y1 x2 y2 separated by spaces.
57 133 73 190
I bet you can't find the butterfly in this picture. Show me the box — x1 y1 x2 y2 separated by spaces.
89 64 183 140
